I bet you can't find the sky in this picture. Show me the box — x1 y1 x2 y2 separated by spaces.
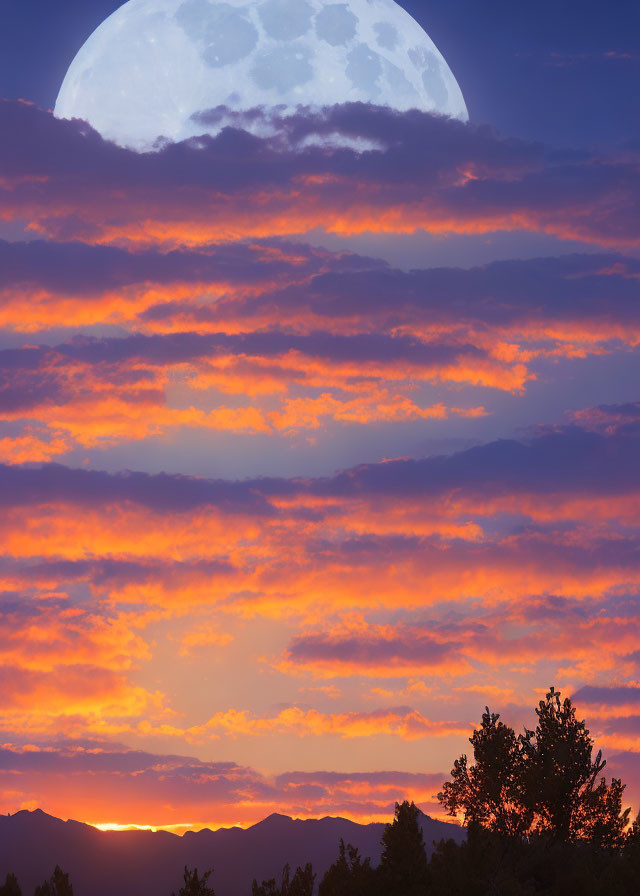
0 0 640 834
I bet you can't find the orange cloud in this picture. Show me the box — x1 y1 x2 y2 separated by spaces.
178 706 470 743
0 742 450 828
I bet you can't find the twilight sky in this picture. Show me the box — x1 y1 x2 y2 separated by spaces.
1 0 640 833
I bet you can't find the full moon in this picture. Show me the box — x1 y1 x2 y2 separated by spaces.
55 0 468 152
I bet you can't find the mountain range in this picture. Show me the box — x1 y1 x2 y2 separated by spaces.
0 808 466 895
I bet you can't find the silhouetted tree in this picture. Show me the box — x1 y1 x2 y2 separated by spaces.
251 880 278 896
171 867 215 896
428 831 530 896
0 873 21 896
252 864 314 896
319 840 377 896
429 827 640 895
625 811 640 852
519 688 630 843
378 800 428 896
438 705 530 838
34 867 73 896
286 864 314 896
579 775 629 849
439 687 631 848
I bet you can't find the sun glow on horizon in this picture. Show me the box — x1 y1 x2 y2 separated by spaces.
89 807 458 836
92 821 216 835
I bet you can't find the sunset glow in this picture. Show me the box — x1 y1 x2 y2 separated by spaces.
1 0 640 854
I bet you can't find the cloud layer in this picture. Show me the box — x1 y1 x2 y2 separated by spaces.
1 95 639 828
2 101 639 247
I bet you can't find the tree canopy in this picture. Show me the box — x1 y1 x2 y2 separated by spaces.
439 687 630 846
438 705 530 838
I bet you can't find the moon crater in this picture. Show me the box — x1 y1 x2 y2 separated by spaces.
258 0 314 40
315 5 358 46
374 22 398 51
252 45 315 92
347 44 384 94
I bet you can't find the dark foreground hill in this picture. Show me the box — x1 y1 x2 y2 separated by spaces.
0 808 465 896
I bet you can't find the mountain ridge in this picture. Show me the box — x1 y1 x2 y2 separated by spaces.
0 807 466 895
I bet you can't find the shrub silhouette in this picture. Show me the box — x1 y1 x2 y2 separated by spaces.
318 839 377 896
285 865 314 896
0 874 21 896
33 867 73 896
252 863 314 896
171 867 215 896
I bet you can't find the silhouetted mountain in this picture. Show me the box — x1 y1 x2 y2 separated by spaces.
0 807 465 895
